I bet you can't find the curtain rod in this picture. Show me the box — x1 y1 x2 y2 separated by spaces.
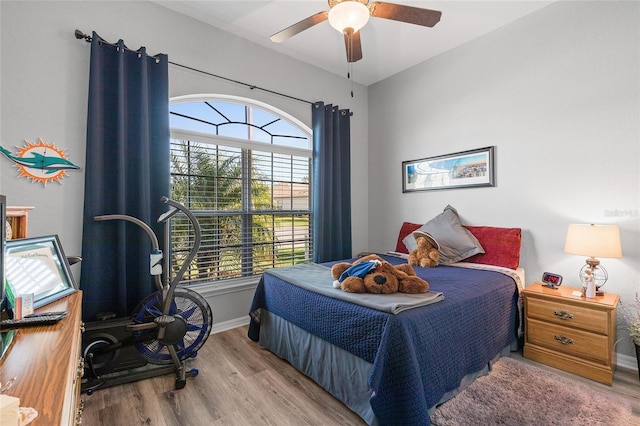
74 29 314 106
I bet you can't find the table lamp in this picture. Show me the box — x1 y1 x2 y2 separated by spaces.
564 223 622 294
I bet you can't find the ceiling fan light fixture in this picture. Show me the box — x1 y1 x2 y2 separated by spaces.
328 1 370 33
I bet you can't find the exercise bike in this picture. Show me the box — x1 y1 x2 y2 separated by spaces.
82 197 212 393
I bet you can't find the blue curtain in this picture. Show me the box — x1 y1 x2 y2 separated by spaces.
312 102 352 263
80 32 170 322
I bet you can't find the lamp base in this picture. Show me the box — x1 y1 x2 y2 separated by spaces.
578 263 608 290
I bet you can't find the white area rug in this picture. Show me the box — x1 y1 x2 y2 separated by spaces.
430 357 632 425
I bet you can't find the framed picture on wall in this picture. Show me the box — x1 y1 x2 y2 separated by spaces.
403 146 495 192
5 235 78 309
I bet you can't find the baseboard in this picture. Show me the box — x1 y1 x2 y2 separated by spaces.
211 316 250 335
616 352 639 371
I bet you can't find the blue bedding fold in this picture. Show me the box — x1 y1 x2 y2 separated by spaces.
248 255 519 425
265 262 444 314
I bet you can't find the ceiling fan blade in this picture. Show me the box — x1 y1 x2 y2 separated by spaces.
270 11 329 43
344 29 363 63
369 2 442 27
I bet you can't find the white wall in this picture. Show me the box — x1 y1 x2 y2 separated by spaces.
0 0 368 328
368 1 640 363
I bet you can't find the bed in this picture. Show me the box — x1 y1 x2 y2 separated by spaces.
248 207 524 425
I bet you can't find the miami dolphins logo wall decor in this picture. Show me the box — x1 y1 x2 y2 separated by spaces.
0 139 80 186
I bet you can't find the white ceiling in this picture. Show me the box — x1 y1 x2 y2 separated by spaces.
152 1 554 86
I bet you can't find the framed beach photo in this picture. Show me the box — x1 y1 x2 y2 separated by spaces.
403 146 495 192
5 235 78 309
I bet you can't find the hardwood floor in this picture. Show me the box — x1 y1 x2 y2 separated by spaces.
81 326 365 425
82 326 640 425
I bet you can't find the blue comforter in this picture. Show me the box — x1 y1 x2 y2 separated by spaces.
248 255 519 425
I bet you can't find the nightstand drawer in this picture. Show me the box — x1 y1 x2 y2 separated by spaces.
526 297 608 334
526 318 609 364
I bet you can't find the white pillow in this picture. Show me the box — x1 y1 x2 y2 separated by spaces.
402 205 485 265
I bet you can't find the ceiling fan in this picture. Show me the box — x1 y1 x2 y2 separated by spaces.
270 0 442 63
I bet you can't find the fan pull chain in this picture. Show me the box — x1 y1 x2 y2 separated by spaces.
347 33 354 98
348 62 354 98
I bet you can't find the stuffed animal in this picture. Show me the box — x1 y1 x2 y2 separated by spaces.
331 254 429 294
408 231 440 268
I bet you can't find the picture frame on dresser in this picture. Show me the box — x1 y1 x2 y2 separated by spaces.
402 146 495 192
4 235 78 309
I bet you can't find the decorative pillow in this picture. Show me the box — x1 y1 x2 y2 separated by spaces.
463 226 522 270
402 205 484 265
395 221 422 254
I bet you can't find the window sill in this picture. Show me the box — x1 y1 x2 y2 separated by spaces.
183 277 260 298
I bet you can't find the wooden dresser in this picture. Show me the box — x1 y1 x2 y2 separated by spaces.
0 291 84 425
523 282 619 385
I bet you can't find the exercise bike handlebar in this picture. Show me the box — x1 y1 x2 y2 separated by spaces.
94 213 163 290
94 214 160 251
157 206 179 224
160 197 202 313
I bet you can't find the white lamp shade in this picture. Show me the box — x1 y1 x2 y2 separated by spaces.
564 224 622 258
328 1 370 33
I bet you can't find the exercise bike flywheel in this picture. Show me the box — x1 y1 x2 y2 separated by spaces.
131 287 212 364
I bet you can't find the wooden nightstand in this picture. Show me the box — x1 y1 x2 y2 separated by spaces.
523 282 619 385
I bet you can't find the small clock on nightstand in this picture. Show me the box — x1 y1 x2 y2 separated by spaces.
522 282 619 385
541 272 563 289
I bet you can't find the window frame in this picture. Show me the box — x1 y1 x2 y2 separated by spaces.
169 95 313 288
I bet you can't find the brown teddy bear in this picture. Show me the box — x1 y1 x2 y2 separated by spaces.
408 231 440 268
331 254 429 294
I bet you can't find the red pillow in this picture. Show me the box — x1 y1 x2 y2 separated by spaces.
463 226 521 270
395 222 422 254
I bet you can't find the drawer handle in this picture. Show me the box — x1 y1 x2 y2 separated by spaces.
554 335 574 345
554 310 573 320
77 357 85 379
76 399 85 425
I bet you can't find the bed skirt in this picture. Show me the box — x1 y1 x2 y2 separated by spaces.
258 309 516 425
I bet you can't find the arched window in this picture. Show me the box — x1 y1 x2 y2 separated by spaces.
169 95 312 285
